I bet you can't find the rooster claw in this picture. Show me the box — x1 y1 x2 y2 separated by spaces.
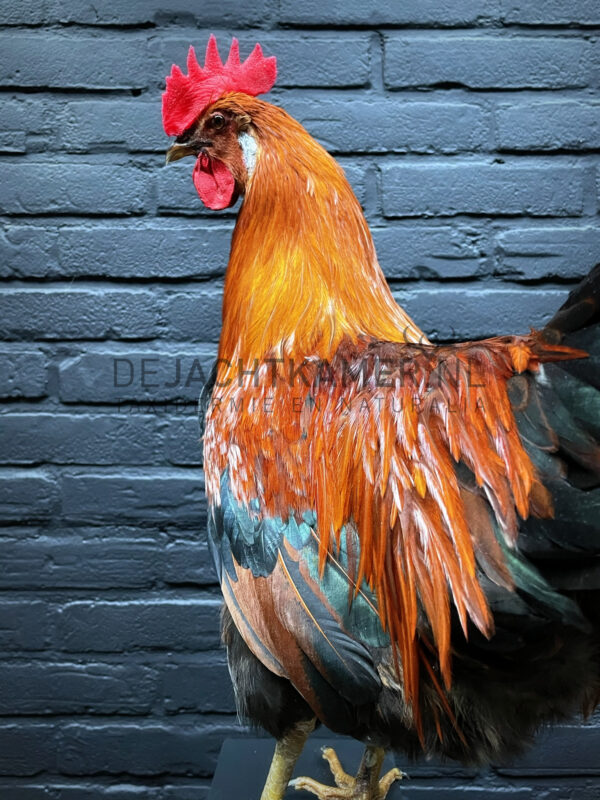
289 746 403 799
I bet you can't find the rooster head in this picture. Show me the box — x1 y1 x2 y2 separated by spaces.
163 36 277 210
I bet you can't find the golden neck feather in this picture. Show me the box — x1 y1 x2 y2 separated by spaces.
218 96 425 362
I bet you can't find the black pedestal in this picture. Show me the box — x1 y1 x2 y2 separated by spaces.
210 737 403 799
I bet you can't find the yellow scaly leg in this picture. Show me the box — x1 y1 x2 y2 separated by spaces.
260 718 316 800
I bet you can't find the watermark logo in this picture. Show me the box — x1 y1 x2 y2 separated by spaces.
109 348 492 421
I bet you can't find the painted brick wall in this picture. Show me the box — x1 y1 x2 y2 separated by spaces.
0 1 599 797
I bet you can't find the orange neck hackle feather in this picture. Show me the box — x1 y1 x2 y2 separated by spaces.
213 94 425 364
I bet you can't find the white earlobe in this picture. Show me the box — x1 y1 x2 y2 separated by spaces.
238 131 258 177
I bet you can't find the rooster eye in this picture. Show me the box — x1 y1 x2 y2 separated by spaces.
211 114 226 131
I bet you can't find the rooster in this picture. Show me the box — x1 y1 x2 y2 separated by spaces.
163 37 600 800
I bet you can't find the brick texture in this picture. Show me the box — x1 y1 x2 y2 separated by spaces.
0 1 598 797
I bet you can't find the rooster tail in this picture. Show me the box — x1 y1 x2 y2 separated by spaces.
514 263 600 710
518 261 600 573
545 262 600 339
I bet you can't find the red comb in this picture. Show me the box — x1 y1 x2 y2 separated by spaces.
162 35 277 137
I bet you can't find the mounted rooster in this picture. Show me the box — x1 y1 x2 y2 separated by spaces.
163 37 600 800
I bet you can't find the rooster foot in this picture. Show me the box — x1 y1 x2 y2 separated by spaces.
289 745 403 799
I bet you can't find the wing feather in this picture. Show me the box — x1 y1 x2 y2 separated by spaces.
205 329 596 728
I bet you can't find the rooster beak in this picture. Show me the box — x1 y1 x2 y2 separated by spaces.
165 139 213 165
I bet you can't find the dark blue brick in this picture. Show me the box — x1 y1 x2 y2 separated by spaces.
0 470 58 520
384 35 595 89
0 788 53 800
372 225 487 280
497 101 600 151
39 784 210 800
56 599 221 652
160 787 211 800
0 163 151 215
498 0 600 25
0 347 47 398
0 97 57 154
0 784 212 800
164 541 218 585
0 33 149 89
58 346 215 404
0 289 160 340
381 162 585 217
396 286 566 340
0 662 158 714
282 95 489 154
55 222 230 279
166 416 203 466
0 0 269 26
59 99 161 153
0 225 57 278
0 600 51 650
280 0 501 26
0 222 233 280
57 718 239 776
0 786 181 800
0 724 56 776
496 227 600 280
0 537 166 589
0 130 25 153
164 289 223 342
525 782 600 800
161 653 235 713
60 469 206 524
0 413 162 465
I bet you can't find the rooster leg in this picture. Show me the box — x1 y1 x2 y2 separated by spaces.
289 744 404 799
320 747 354 787
260 718 316 800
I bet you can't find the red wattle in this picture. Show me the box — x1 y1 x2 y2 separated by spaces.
193 154 236 210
